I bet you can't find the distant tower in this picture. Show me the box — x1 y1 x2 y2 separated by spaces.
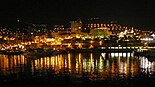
70 19 82 34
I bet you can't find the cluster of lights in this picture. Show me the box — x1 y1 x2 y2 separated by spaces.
140 38 154 41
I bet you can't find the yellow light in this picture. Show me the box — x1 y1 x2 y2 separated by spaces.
99 41 102 45
67 43 72 48
89 45 93 49
78 43 82 48
90 40 93 43
46 38 55 42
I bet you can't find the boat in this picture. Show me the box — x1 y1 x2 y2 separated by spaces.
23 48 54 58
0 49 24 55
145 49 155 57
0 49 6 54
134 49 148 56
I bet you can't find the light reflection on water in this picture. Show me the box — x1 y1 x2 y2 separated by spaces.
0 55 26 76
0 52 155 80
139 56 155 75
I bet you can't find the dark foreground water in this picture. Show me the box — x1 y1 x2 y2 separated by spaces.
0 52 155 87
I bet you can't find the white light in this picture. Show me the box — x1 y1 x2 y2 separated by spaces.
111 52 133 57
141 38 153 41
151 34 155 37
140 57 153 69
101 53 106 58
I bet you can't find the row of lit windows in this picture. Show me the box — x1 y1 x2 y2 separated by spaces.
53 25 64 27
54 28 65 30
87 24 117 27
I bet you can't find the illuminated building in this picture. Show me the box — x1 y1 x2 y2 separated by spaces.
70 19 82 34
90 27 111 38
53 24 65 32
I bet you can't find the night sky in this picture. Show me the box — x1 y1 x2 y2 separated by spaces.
0 0 155 30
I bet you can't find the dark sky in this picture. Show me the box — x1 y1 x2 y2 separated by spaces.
0 0 155 30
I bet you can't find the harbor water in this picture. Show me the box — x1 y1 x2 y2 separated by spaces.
0 52 155 87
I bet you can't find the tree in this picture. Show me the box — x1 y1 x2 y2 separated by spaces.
91 29 109 38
